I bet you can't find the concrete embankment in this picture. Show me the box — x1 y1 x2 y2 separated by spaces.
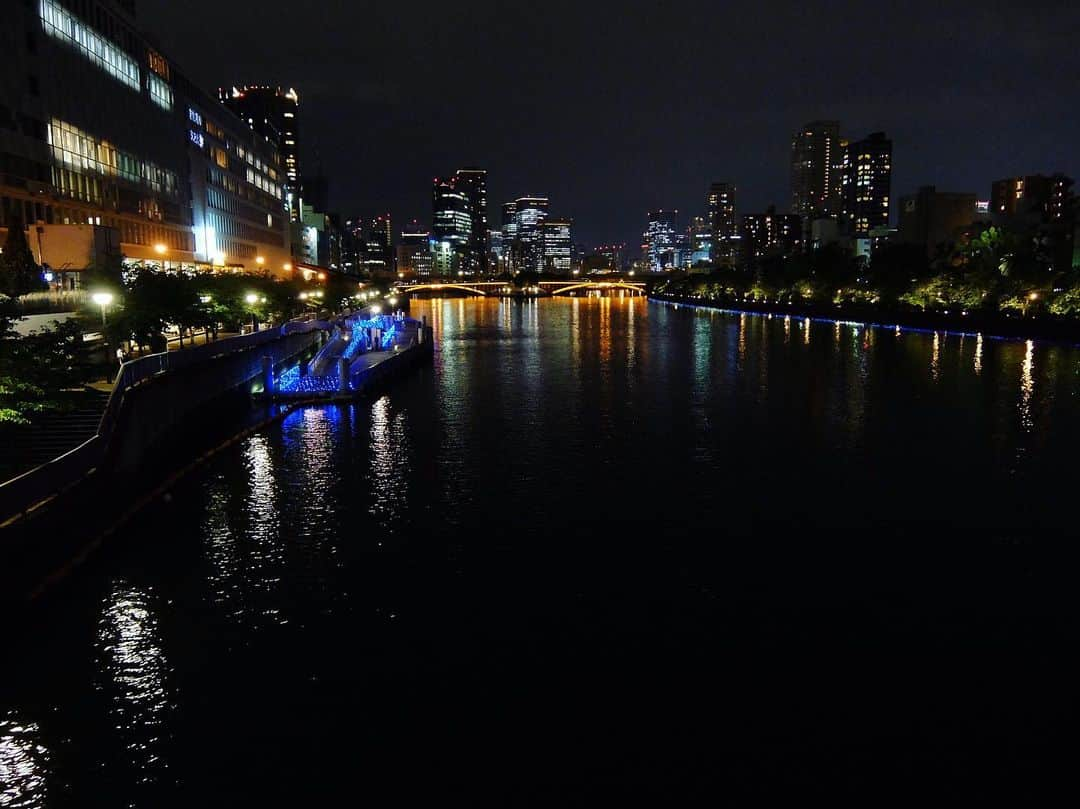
0 323 327 529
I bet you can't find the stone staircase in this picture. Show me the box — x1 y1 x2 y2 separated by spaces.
0 390 111 482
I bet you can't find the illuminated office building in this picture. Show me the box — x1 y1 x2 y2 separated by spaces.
707 182 739 267
541 218 573 275
219 85 300 212
454 167 488 274
433 177 471 274
0 0 290 283
644 209 678 271
397 224 432 278
514 196 550 273
791 121 843 237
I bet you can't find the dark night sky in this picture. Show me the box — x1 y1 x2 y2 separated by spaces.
139 0 1079 248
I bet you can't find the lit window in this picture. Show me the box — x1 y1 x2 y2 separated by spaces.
40 0 140 91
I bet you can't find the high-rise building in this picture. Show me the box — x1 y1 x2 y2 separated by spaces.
397 224 432 279
645 210 679 271
432 177 471 274
454 167 488 274
500 202 519 272
594 244 625 272
707 182 739 267
219 85 300 212
791 121 843 235
841 132 892 254
541 219 573 275
742 207 803 265
514 197 549 273
898 186 978 258
689 216 713 266
363 214 393 276
0 0 290 284
342 217 365 275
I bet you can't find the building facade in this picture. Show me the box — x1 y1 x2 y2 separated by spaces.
644 209 678 271
791 121 843 232
432 176 471 274
741 207 803 265
541 218 572 275
513 196 549 273
396 225 432 279
219 85 300 212
898 186 978 258
840 131 892 254
707 182 739 267
454 167 487 275
0 0 290 283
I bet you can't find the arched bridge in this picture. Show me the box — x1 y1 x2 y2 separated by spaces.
398 278 647 297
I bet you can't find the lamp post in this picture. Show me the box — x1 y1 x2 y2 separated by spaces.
92 291 114 327
245 293 259 332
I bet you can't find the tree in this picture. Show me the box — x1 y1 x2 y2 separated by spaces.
0 221 46 298
0 299 93 425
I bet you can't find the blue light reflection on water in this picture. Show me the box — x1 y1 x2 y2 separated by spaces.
2 297 1080 803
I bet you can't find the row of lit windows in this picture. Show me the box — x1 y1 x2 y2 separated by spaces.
48 119 178 197
148 74 172 111
40 0 139 90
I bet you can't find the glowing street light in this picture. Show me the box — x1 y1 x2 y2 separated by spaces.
388 296 398 307
91 291 114 325
255 256 265 266
153 243 167 255
370 304 382 315
245 293 260 331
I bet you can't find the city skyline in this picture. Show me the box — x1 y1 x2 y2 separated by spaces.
136 1 1080 249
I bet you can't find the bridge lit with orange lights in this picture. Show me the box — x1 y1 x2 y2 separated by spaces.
396 278 647 297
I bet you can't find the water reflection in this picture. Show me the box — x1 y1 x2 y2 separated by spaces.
369 395 411 535
975 334 983 375
96 579 174 790
931 332 941 381
1019 339 1035 433
0 714 49 809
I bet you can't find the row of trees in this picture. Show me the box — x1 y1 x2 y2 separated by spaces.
658 223 1080 318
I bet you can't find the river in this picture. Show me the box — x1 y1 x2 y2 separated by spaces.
1 296 1076 803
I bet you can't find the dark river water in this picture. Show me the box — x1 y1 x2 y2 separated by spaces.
2 296 1078 804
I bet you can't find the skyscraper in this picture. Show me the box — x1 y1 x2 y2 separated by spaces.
541 219 573 275
514 197 550 273
707 182 739 267
432 177 471 274
454 167 488 274
501 202 519 272
791 121 843 234
219 86 301 211
645 210 679 271
840 131 892 251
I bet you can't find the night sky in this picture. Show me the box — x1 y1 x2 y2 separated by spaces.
139 0 1079 249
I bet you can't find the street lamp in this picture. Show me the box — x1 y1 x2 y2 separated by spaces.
388 296 398 308
245 293 259 332
256 255 265 267
153 243 167 255
91 291 114 326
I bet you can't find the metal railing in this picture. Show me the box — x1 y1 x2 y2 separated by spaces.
0 320 328 525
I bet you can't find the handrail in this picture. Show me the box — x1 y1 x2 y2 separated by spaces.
1 319 330 524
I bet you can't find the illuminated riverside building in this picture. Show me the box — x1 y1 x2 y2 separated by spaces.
513 196 550 272
841 131 892 255
432 176 471 274
500 201 518 271
0 0 290 283
707 182 739 268
742 207 803 266
219 85 300 212
396 225 432 279
644 209 678 271
541 219 573 275
689 215 712 266
454 167 488 274
791 120 844 236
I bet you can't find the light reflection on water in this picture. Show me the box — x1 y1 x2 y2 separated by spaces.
0 715 49 809
95 579 174 790
5 297 1080 803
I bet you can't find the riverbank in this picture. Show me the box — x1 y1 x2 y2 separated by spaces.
649 292 1080 345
